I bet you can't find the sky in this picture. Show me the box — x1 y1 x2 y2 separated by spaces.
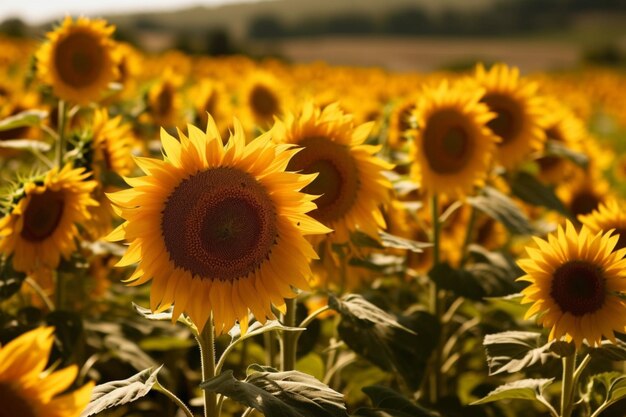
0 0 252 24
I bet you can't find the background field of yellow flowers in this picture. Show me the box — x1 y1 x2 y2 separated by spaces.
1 1 626 417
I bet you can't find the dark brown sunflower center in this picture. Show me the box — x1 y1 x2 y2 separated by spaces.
161 167 277 281
20 190 65 242
550 260 606 316
398 104 415 133
422 110 473 174
249 85 279 122
287 136 359 224
482 93 522 145
54 32 105 88
0 383 37 417
569 190 601 217
154 85 174 118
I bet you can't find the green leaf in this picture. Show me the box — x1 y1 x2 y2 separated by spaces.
467 186 534 235
353 409 415 417
329 294 434 390
80 366 163 417
590 339 626 361
201 366 349 417
544 139 588 169
360 385 440 417
483 331 557 375
378 231 432 253
132 303 193 328
471 378 554 405
0 258 26 302
509 171 567 215
592 372 626 405
0 139 51 151
229 318 305 343
0 109 47 131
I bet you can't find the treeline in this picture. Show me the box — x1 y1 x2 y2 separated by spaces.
248 0 626 38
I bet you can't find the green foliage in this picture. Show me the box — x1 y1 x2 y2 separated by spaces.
483 331 561 375
467 186 534 235
0 257 26 301
0 109 47 132
80 365 163 417
353 385 440 417
471 378 554 405
509 171 567 215
201 365 349 417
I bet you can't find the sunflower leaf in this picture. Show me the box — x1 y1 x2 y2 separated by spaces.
467 186 534 235
0 109 48 131
544 139 589 169
470 378 554 405
329 295 434 390
590 339 626 361
0 258 26 302
379 230 432 253
80 365 163 417
509 171 567 215
359 385 440 417
200 367 349 417
228 319 305 343
590 372 626 405
0 139 51 151
483 331 558 375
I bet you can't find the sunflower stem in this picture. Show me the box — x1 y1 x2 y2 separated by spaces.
154 381 194 417
197 317 218 417
56 99 67 168
560 352 576 417
459 205 477 267
281 296 298 371
24 277 55 311
428 193 442 404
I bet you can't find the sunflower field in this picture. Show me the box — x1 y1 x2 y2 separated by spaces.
2 15 626 417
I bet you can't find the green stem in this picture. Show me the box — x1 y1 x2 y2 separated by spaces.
428 193 442 404
263 332 276 368
561 353 576 417
56 100 66 168
459 206 477 267
299 305 330 329
241 407 255 417
154 381 194 417
281 297 298 371
197 317 218 417
24 277 55 311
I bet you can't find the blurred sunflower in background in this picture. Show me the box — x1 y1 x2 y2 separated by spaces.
146 69 183 128
107 117 330 333
0 327 93 417
518 221 626 347
579 199 626 250
470 63 546 169
0 165 98 272
275 102 392 245
411 80 498 198
240 71 288 130
36 17 118 104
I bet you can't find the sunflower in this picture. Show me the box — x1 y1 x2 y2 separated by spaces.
0 165 98 272
531 96 586 183
90 109 136 178
274 102 392 244
36 17 118 105
518 221 626 347
0 327 94 417
146 70 182 128
192 79 232 135
240 71 288 130
387 96 418 150
469 63 546 169
557 169 611 220
579 199 626 251
107 117 330 333
411 80 498 198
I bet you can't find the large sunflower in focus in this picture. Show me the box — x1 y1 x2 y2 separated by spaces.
0 327 93 417
518 221 626 347
274 102 392 244
411 81 498 198
36 17 118 105
579 199 626 251
107 118 330 333
470 63 546 169
0 165 98 272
